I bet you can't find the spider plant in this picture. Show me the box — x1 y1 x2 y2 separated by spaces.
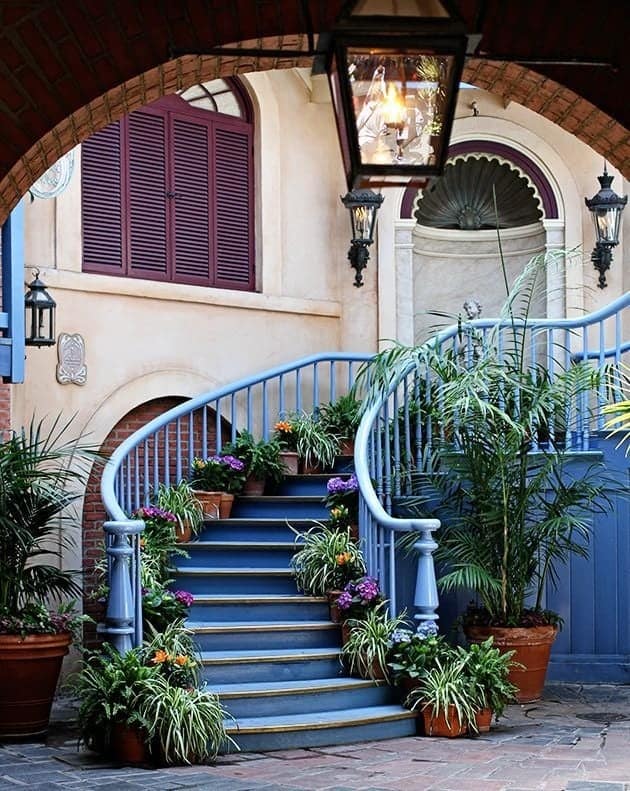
406 656 477 734
154 481 203 537
283 410 341 471
341 602 409 682
290 522 365 595
602 362 630 455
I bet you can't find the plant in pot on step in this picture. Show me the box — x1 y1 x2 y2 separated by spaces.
405 656 477 738
0 415 98 739
387 623 454 700
290 522 366 598
319 392 362 456
340 601 409 682
325 474 359 535
457 636 518 732
190 453 246 519
273 418 300 475
367 252 616 702
223 429 285 495
332 574 383 625
279 410 341 473
153 481 203 542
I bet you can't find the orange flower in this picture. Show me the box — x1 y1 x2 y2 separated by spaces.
274 420 293 433
336 551 353 565
174 655 189 666
152 649 170 664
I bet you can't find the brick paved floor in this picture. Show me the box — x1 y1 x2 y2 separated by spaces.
0 685 629 791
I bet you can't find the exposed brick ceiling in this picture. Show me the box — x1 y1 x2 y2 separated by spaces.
0 0 628 220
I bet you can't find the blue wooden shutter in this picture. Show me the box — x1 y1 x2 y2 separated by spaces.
172 115 211 284
82 122 124 274
127 110 168 280
214 123 254 290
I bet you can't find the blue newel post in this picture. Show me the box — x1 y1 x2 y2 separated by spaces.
411 521 440 632
101 519 145 652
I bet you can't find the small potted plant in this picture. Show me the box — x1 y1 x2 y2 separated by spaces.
273 419 300 474
406 656 477 738
387 623 454 698
141 586 194 634
340 602 409 682
290 523 366 597
457 636 518 732
154 481 203 542
133 505 181 584
224 430 286 495
190 454 246 518
332 575 383 624
277 411 340 473
325 474 359 534
319 392 362 455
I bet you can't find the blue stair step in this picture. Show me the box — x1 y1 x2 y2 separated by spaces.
200 647 343 684
224 705 417 752
188 594 329 622
194 518 316 543
231 495 328 520
177 541 295 568
273 474 332 497
211 677 394 718
188 620 340 651
172 567 297 595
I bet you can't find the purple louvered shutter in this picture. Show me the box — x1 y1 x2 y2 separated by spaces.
214 122 254 290
82 122 124 274
127 110 168 280
172 115 211 284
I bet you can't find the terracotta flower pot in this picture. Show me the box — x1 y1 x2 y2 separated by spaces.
243 476 265 495
279 451 299 475
191 490 222 519
473 707 493 733
354 653 387 681
339 437 355 456
0 631 72 738
219 492 234 518
110 723 149 765
174 520 193 543
300 459 322 475
465 624 558 703
326 589 344 623
421 704 468 738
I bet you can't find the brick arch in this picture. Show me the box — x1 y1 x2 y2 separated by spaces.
463 59 630 176
1 54 629 225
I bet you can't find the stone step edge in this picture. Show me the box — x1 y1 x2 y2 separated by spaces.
191 594 326 604
188 621 338 633
175 567 295 576
225 706 415 734
212 677 377 698
185 541 296 550
200 648 341 665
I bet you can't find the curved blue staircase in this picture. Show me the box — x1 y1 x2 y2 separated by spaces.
171 471 417 752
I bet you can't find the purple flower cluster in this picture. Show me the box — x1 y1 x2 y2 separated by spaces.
326 474 358 495
336 575 381 612
206 454 245 472
174 589 194 607
135 505 177 523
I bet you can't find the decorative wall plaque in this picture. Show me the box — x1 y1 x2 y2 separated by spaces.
30 150 75 200
56 333 87 385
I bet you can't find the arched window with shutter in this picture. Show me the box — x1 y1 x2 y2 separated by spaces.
81 79 254 291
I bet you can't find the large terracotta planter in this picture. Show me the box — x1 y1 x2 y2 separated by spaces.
421 704 467 738
110 723 149 765
465 624 558 703
0 631 72 738
191 490 222 519
473 707 493 733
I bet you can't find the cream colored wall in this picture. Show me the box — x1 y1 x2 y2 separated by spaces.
18 69 381 453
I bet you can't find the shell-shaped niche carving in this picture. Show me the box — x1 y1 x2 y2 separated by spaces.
414 156 543 230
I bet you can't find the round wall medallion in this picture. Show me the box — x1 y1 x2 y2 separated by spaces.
30 150 75 199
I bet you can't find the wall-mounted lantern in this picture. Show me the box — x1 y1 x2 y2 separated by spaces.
341 188 384 287
327 0 468 190
24 270 56 347
585 166 627 288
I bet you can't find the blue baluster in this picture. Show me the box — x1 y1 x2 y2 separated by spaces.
102 519 145 652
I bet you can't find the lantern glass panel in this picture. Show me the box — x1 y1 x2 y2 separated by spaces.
593 207 622 245
351 204 377 241
347 48 456 170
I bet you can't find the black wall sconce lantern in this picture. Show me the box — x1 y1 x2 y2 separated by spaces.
341 188 384 287
585 166 627 288
24 270 56 347
327 0 468 190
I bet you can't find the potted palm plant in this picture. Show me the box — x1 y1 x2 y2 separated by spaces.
367 252 616 702
0 416 96 738
223 429 286 494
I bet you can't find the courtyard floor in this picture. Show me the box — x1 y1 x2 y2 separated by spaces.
0 684 629 791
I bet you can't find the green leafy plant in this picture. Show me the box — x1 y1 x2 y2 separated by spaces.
290 523 366 595
457 636 518 719
387 627 454 689
135 674 235 765
278 411 341 470
341 603 410 682
141 586 193 634
406 656 478 733
190 454 246 493
0 415 99 635
133 506 182 587
223 430 286 484
154 481 203 537
319 393 362 441
603 362 630 455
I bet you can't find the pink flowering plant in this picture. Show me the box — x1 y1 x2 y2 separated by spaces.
191 454 246 494
335 575 383 620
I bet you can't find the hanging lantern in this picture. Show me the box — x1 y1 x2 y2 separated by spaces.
584 166 627 288
24 270 56 347
341 188 384 287
327 0 468 190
